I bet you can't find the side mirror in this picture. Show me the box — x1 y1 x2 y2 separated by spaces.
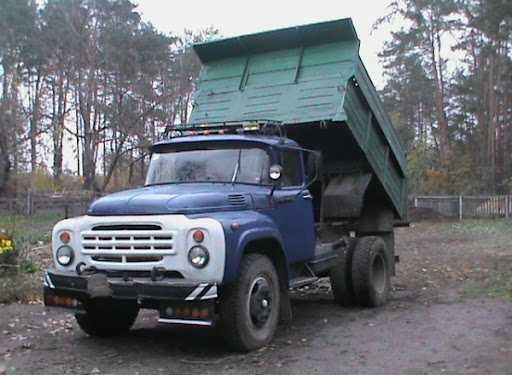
303 150 321 187
269 164 282 181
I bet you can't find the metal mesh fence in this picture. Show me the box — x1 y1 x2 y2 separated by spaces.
413 196 460 217
414 195 512 219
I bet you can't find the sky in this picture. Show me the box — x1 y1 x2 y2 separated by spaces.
135 0 396 89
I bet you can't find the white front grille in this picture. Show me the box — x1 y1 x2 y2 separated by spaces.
81 228 177 261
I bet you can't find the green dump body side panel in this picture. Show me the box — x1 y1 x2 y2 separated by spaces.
190 19 407 220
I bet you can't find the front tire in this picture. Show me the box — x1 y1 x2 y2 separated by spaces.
219 254 280 352
351 236 391 307
75 299 139 337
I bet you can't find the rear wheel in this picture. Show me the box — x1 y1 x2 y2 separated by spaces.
329 238 356 306
75 299 139 337
351 236 390 307
219 254 280 352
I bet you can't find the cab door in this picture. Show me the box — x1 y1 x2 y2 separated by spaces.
271 149 316 263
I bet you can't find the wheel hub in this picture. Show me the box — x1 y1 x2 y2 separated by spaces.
249 276 273 328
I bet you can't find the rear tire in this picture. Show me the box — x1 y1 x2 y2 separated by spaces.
219 254 280 352
329 239 356 306
75 299 139 337
351 236 390 307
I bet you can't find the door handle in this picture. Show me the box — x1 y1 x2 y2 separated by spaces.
302 192 313 200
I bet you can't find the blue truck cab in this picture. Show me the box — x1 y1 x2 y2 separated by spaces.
44 19 407 351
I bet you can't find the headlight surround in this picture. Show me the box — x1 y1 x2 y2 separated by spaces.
56 245 74 266
188 245 209 268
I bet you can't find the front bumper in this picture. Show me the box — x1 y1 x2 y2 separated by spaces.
43 269 218 303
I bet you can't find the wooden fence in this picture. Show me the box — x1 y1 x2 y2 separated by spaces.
0 192 100 218
413 195 512 219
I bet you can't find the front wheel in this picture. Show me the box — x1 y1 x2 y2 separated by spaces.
219 254 280 352
75 299 139 337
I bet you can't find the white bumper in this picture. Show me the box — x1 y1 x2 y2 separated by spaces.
51 215 226 283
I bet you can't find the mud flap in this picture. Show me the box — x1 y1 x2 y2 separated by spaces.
322 173 372 219
279 288 293 322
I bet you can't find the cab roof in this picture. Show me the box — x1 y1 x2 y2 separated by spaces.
151 134 300 151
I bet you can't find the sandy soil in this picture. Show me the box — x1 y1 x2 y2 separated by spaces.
1 220 511 375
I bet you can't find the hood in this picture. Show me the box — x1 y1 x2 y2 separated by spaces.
88 183 272 216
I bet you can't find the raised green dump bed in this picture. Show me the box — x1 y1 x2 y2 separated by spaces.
190 19 407 221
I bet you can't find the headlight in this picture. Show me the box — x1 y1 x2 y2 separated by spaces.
188 246 209 268
56 245 74 266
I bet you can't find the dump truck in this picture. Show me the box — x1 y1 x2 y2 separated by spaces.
43 18 407 352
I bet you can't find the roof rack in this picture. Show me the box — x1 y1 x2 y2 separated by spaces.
162 120 285 139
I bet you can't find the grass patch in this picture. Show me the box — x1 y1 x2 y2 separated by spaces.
455 219 512 300
0 273 41 303
0 210 62 303
463 273 512 300
450 219 512 236
0 210 62 247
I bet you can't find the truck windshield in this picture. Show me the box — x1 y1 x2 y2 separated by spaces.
145 147 271 186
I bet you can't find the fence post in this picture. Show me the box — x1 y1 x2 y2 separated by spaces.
25 191 32 216
414 196 418 208
507 196 510 218
459 195 463 220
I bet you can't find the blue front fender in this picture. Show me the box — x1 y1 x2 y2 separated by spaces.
225 226 286 284
190 211 286 285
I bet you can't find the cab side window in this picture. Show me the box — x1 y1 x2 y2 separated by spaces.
280 150 302 187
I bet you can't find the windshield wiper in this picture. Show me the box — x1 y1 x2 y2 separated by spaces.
231 149 242 184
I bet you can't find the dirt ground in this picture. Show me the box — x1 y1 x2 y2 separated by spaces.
1 220 511 375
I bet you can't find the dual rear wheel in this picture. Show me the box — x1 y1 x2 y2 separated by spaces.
330 236 391 307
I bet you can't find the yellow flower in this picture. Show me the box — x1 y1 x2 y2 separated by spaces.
0 237 14 254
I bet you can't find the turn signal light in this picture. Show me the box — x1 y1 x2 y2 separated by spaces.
166 306 210 319
192 230 205 243
59 231 71 243
44 294 79 309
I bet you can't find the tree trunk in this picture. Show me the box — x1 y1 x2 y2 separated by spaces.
0 65 14 194
0 136 12 195
487 43 499 194
29 72 42 173
430 27 450 163
52 73 69 181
